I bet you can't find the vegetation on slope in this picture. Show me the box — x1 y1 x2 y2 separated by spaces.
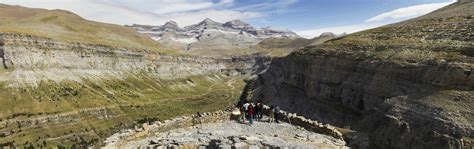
300 2 474 62
0 74 244 147
0 4 168 52
255 35 336 57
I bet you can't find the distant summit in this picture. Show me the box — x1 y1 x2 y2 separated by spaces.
319 32 337 38
163 21 179 29
130 19 300 51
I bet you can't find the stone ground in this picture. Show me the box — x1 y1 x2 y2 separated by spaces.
122 117 348 149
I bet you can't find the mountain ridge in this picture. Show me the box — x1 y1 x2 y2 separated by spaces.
129 18 301 55
0 4 169 53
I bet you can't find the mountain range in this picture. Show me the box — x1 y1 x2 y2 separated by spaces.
130 19 293 53
130 19 336 56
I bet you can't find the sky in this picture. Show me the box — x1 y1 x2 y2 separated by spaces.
0 0 457 38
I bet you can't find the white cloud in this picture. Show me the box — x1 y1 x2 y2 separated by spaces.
298 0 456 39
234 0 298 13
0 0 263 26
152 2 215 14
365 0 455 22
297 23 386 39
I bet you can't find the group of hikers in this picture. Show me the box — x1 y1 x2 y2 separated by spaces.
237 99 281 125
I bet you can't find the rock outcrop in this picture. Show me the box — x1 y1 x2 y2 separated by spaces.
253 1 473 149
105 107 347 149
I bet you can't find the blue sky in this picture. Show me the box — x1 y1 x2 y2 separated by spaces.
248 0 450 29
1 0 456 38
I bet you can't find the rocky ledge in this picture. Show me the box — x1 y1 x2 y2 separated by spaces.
103 106 346 148
125 121 347 149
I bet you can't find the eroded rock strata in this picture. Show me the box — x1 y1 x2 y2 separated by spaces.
0 33 268 81
253 1 474 149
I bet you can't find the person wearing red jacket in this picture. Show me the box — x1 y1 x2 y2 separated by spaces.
247 104 255 125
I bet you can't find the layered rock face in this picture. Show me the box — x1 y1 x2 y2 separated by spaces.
130 19 300 52
253 1 473 149
0 33 268 87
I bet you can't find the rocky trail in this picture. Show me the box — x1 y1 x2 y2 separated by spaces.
120 117 347 149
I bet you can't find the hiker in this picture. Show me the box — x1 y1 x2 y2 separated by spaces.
247 103 255 125
268 106 275 123
237 99 247 109
239 106 245 123
237 99 246 123
242 101 250 123
243 102 250 113
255 102 263 121
274 105 281 123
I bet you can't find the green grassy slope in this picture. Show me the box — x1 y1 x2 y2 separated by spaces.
0 4 168 52
255 36 335 57
0 73 244 147
302 2 474 62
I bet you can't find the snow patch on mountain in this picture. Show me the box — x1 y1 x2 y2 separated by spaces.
129 19 300 51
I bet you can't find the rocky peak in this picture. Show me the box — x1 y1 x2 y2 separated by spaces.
319 32 337 38
163 21 179 29
198 18 222 27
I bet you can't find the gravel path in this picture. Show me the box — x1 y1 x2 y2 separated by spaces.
123 118 348 148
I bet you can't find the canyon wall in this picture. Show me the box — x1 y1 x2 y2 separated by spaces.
253 49 473 148
252 2 474 148
0 33 269 87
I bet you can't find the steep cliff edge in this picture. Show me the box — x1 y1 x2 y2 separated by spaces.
253 1 473 148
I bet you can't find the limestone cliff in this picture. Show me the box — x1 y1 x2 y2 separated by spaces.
253 1 473 149
0 33 266 87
